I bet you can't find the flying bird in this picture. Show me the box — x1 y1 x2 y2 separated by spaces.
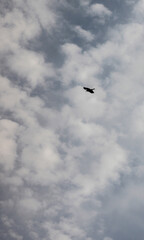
83 87 95 94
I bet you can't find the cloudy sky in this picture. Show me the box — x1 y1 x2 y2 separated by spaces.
1 0 144 239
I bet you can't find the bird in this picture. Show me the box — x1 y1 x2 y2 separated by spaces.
83 87 95 93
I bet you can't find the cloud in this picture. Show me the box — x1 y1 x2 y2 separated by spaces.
79 0 91 7
73 25 94 42
78 1 112 24
0 119 19 171
103 238 113 240
18 197 41 214
1 0 144 240
0 0 58 90
43 219 86 240
89 3 112 18
8 229 23 240
133 0 144 19
12 0 58 33
1 215 23 240
0 74 61 187
131 104 144 136
60 43 102 85
8 48 55 88
0 6 40 53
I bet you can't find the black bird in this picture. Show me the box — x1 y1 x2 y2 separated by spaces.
83 87 95 94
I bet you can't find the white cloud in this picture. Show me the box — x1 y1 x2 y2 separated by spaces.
18 197 41 213
0 0 58 90
88 3 112 22
68 141 128 198
64 86 106 121
58 218 85 239
131 104 144 136
8 48 55 88
0 75 61 186
60 43 101 85
0 7 40 53
79 0 91 7
0 76 44 124
13 0 58 33
74 25 94 41
0 76 26 110
79 1 111 23
20 126 61 183
43 220 85 240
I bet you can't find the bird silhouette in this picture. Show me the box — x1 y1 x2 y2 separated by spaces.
83 87 95 93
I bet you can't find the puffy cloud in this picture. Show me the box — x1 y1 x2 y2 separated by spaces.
89 3 112 18
79 1 112 23
0 5 39 53
74 25 94 42
8 48 55 88
0 0 58 89
60 43 101 85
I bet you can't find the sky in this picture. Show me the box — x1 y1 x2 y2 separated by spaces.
1 0 144 239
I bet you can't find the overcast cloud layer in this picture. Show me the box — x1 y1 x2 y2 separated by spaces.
1 0 144 239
